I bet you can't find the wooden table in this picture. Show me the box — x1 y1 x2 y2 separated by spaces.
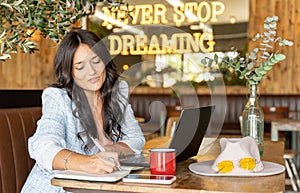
143 131 160 141
52 136 285 193
271 118 300 142
271 118 300 153
270 118 300 191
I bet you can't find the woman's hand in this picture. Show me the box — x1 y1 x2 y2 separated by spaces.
52 150 119 174
104 142 134 157
79 151 119 174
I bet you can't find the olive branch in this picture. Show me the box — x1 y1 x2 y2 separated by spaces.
0 0 132 61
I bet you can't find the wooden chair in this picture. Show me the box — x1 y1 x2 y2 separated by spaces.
166 105 182 117
135 117 145 123
263 106 300 191
263 106 291 147
263 106 289 134
165 116 179 137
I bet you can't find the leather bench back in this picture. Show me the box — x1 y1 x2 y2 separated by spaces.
0 107 41 193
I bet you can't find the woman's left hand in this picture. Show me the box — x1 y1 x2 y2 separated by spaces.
104 142 134 157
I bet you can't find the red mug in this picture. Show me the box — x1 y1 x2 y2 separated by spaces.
149 148 176 176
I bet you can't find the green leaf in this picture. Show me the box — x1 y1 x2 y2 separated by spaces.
0 30 6 39
274 54 286 61
249 80 257 85
201 58 207 65
255 68 262 75
0 53 11 60
0 3 13 11
258 69 267 75
220 62 225 69
207 59 213 67
214 54 218 61
234 61 240 72
263 65 273 70
76 0 82 10
253 74 262 81
0 42 4 54
269 58 278 65
238 68 246 77
247 62 254 69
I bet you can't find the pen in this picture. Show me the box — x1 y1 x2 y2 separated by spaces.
89 134 122 171
89 134 106 152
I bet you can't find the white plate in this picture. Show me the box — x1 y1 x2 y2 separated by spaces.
188 160 285 177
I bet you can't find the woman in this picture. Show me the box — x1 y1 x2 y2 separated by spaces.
21 30 145 192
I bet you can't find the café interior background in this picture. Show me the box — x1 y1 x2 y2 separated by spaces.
0 0 298 95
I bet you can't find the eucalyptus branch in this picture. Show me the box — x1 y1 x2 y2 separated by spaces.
202 16 293 86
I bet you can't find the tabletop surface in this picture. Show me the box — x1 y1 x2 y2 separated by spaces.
271 118 300 141
51 136 285 193
271 118 300 130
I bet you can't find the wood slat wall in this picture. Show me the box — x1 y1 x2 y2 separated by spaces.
249 0 300 94
0 37 57 89
0 0 299 94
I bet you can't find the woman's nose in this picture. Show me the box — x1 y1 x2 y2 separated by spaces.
88 63 97 75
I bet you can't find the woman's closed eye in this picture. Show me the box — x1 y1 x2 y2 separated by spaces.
74 56 101 71
75 63 84 70
91 56 101 65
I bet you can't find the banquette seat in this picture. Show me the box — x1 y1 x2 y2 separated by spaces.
0 107 42 193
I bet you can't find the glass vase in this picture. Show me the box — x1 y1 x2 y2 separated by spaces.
241 84 264 155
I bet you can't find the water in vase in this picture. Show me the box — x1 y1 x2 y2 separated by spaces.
241 85 264 155
242 113 264 155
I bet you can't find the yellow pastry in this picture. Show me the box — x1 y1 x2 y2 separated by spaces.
217 160 233 173
240 157 256 170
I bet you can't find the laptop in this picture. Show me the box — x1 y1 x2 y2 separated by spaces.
120 105 215 167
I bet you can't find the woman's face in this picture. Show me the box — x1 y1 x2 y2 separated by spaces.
72 44 106 93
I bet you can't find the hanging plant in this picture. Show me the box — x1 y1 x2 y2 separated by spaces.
0 0 131 61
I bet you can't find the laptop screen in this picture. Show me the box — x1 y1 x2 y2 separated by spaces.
169 106 215 162
119 105 215 167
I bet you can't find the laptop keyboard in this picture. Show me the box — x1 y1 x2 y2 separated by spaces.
119 153 150 167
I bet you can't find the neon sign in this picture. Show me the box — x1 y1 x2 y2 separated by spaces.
101 1 225 26
108 32 215 55
99 1 225 55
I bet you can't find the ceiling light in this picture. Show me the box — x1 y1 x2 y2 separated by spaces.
230 16 236 24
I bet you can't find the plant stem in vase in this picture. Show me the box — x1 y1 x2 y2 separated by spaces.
241 84 264 155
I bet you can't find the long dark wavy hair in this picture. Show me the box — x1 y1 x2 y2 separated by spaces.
50 29 126 151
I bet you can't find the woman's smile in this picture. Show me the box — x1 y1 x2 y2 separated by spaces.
88 76 100 84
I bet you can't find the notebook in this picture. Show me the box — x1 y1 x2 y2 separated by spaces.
52 166 140 182
120 105 215 167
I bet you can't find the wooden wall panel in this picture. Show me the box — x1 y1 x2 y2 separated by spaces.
292 0 300 94
249 0 300 94
0 37 57 89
